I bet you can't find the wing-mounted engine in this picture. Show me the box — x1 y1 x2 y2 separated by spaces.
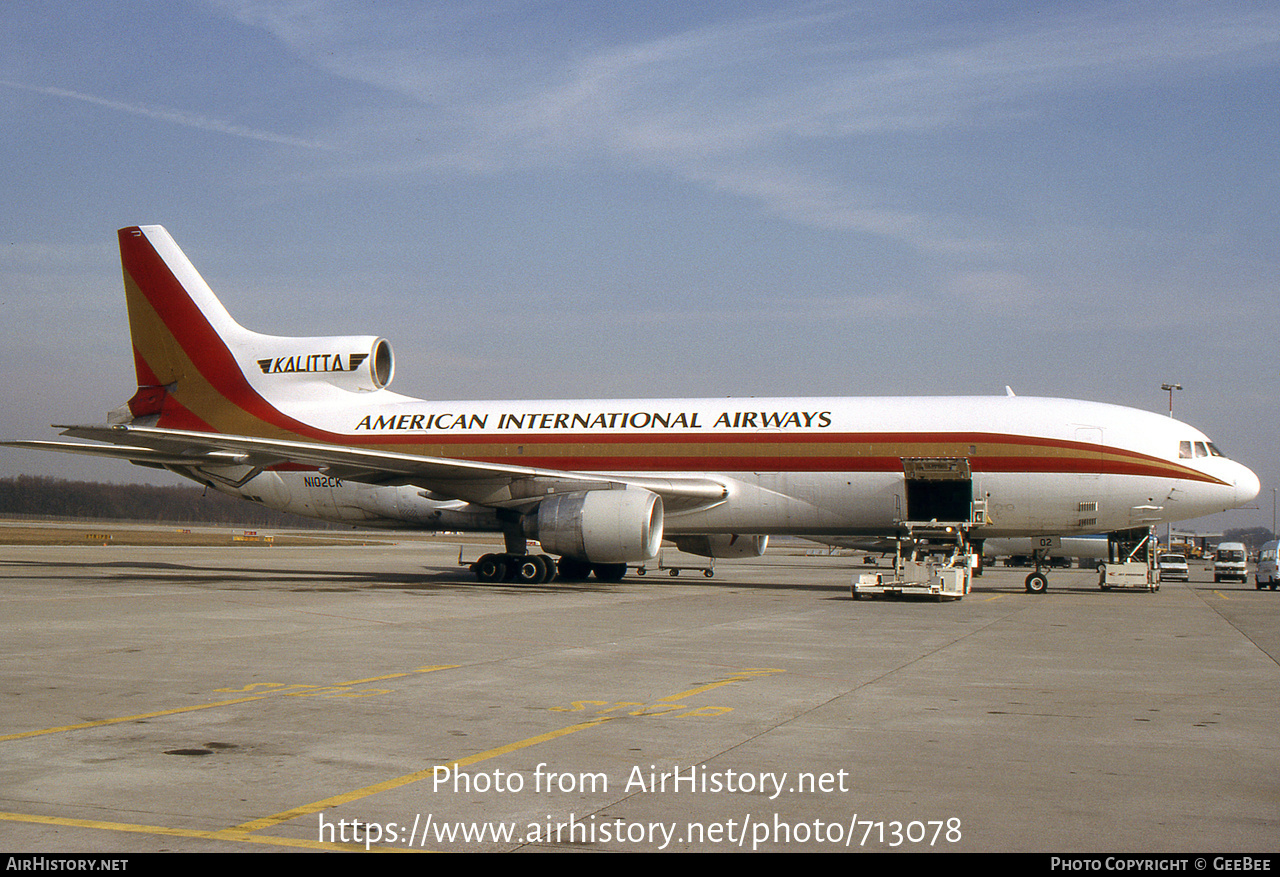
535 489 664 563
246 335 394 394
672 534 769 558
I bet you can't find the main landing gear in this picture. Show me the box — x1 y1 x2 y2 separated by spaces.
470 553 628 584
473 552 556 584
469 518 630 584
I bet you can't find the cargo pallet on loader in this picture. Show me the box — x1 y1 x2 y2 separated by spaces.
851 521 974 602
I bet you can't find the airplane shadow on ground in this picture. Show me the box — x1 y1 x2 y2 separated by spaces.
3 558 1192 598
0 557 861 595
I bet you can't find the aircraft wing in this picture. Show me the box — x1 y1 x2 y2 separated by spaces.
21 424 729 513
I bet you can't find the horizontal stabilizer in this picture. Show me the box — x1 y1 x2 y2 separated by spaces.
1 439 247 467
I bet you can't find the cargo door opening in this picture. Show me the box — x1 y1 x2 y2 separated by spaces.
902 457 974 523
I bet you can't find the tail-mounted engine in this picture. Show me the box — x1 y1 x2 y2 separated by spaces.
247 335 394 393
535 489 663 564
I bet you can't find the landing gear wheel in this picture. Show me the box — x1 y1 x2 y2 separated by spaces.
475 554 507 583
1025 571 1049 594
535 554 557 582
512 554 554 584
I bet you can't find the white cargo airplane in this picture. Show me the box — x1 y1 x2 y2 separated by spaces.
4 226 1260 590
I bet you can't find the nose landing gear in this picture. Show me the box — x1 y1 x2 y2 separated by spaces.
1024 570 1049 594
1022 546 1052 594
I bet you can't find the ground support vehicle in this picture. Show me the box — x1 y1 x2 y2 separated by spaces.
1255 540 1277 590
1214 542 1248 584
852 522 973 601
635 553 715 578
1099 529 1158 592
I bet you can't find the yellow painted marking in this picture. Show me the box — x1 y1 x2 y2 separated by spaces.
678 706 734 717
340 673 410 685
0 665 463 850
283 686 394 698
0 697 265 742
655 668 783 702
549 700 608 713
232 716 614 834
312 688 393 699
215 665 458 694
628 704 687 716
0 810 387 852
3 666 458 742
596 702 645 714
3 664 781 849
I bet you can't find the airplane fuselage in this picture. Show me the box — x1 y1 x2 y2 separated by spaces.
220 392 1254 539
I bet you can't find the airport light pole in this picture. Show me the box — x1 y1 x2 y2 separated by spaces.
1159 383 1183 551
1161 383 1182 418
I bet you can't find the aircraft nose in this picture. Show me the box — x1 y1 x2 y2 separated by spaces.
1235 464 1261 507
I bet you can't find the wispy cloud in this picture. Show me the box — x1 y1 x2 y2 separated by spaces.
210 2 1280 249
0 79 342 152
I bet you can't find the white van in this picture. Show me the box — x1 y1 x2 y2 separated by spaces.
1213 541 1248 583
1256 540 1278 591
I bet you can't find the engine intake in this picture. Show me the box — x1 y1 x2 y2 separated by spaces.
536 490 663 563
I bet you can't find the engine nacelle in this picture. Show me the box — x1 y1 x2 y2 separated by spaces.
536 490 663 563
244 334 395 393
672 534 769 558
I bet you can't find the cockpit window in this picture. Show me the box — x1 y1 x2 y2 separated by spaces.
1180 439 1225 459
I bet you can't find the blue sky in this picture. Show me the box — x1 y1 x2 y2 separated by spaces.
2 0 1277 533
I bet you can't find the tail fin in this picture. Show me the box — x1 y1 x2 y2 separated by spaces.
116 225 394 436
119 226 252 427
